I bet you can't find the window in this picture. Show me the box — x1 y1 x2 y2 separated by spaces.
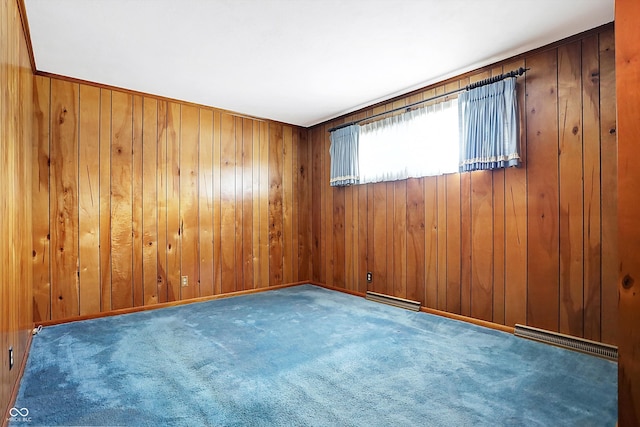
328 77 521 187
358 99 459 184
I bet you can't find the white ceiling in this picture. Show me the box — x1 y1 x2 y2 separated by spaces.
25 0 613 127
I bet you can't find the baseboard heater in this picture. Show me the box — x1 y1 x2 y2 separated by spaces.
365 291 421 311
514 324 618 361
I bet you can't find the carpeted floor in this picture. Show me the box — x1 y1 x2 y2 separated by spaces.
13 284 617 426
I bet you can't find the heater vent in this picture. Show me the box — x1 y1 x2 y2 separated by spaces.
365 291 421 312
514 324 618 361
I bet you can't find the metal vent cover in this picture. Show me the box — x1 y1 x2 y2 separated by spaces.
514 324 618 361
365 291 421 311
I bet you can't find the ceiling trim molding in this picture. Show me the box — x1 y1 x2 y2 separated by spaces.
34 70 306 129
16 0 36 73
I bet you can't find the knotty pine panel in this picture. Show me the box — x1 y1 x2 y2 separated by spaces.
32 77 310 323
615 0 640 422
309 26 618 345
3 0 34 417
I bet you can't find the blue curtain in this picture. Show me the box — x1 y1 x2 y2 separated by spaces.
458 78 520 172
329 124 360 186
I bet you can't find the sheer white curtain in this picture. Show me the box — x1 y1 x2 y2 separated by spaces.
359 99 459 184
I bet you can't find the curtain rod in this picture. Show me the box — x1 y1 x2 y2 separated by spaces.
328 67 529 133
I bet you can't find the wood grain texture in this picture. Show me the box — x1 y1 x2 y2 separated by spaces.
142 97 159 304
32 75 51 323
78 84 101 315
132 95 144 308
599 30 618 346
199 109 214 297
581 34 602 342
558 41 584 337
615 0 640 423
2 0 33 414
166 103 181 302
220 113 236 294
50 79 80 319
99 89 113 310
110 91 134 310
34 77 309 324
525 49 560 332
269 123 284 285
156 100 169 303
180 105 200 299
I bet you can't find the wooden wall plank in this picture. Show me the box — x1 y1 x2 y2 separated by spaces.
424 176 438 308
558 41 585 337
142 97 158 305
471 170 494 321
372 182 387 294
269 123 284 285
615 0 640 422
393 180 407 298
132 95 144 307
180 105 200 299
78 84 101 315
581 34 602 342
357 183 369 294
32 75 51 323
259 121 270 287
234 117 243 291
99 89 113 310
242 118 254 289
446 172 461 314
156 100 168 303
110 91 133 310
406 178 425 303
282 125 294 285
220 113 236 294
324 126 334 287
436 175 447 311
526 49 560 332
198 109 214 297
50 79 79 319
492 167 506 325
252 121 261 288
298 129 312 281
212 111 222 293
599 30 618 345
311 128 322 282
166 102 181 302
333 186 346 288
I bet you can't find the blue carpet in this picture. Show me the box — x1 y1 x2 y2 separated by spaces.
13 285 616 426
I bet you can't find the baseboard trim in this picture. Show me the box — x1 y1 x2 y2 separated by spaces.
309 282 514 334
2 332 33 427
514 324 618 361
37 282 308 328
420 307 515 334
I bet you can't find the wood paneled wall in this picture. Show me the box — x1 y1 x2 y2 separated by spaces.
615 0 640 423
32 77 312 322
1 0 34 417
309 25 618 345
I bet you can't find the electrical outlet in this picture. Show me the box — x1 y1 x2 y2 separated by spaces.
181 276 188 287
9 346 13 370
367 272 373 283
